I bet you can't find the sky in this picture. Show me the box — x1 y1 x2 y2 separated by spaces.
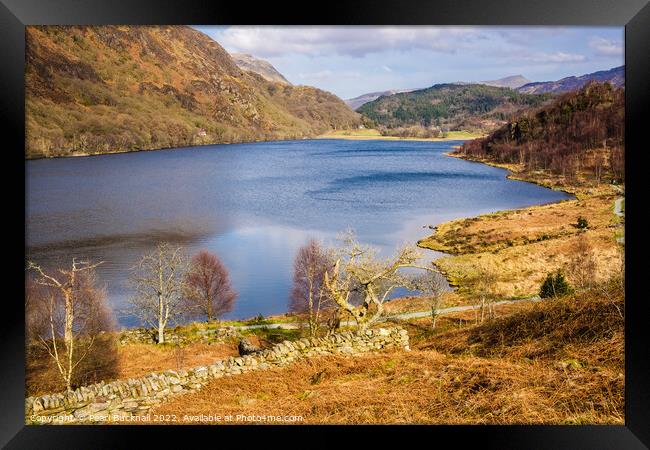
192 26 624 99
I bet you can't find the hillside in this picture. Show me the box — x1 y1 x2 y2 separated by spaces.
458 82 624 181
231 53 291 84
517 66 624 95
345 88 417 110
25 26 361 158
147 287 623 424
357 83 552 133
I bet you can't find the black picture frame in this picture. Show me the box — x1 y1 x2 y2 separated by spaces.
2 0 648 447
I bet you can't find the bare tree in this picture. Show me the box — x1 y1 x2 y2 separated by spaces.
183 250 237 322
323 231 437 330
289 239 334 337
567 236 598 291
128 242 188 344
26 259 114 392
413 270 448 329
464 263 498 323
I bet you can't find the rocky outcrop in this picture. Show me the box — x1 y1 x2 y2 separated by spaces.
26 327 409 424
238 337 261 356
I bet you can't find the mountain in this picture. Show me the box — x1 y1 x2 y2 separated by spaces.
357 83 553 132
230 53 291 85
480 75 531 89
459 82 624 181
345 89 417 110
25 26 360 158
517 66 624 95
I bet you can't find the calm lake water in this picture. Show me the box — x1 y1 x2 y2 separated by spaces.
26 139 571 326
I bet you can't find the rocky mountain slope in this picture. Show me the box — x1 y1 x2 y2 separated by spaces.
230 53 291 84
25 26 360 158
517 66 624 95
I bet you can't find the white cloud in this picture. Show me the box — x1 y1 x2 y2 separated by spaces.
214 26 484 58
527 52 587 63
297 69 361 81
589 37 623 56
297 70 333 80
381 65 392 72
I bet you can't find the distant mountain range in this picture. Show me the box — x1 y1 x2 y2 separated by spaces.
347 67 624 111
231 53 291 85
516 66 624 94
25 26 360 158
345 76 530 110
480 75 531 89
345 89 418 110
357 84 553 133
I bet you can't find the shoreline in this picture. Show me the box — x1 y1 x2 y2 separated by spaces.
418 148 624 298
25 131 483 161
315 129 484 143
443 151 577 197
25 136 322 161
314 135 478 143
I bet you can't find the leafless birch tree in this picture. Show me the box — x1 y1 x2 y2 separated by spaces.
412 270 448 329
128 242 188 344
289 239 334 337
26 258 113 392
464 263 498 323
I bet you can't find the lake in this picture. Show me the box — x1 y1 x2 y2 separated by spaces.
25 139 572 326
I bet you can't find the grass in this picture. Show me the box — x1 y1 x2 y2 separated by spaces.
316 128 483 142
26 321 305 397
144 286 623 424
418 153 624 298
26 340 240 397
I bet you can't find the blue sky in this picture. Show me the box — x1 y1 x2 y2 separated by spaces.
193 26 624 99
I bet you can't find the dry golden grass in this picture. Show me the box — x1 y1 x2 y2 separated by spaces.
433 227 622 298
145 288 623 425
419 194 619 255
382 292 464 315
115 342 238 380
417 163 623 298
26 339 240 397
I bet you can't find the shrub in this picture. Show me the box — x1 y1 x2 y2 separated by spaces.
576 217 589 229
540 271 573 298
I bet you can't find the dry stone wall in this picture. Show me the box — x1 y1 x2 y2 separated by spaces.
118 326 241 345
26 326 409 424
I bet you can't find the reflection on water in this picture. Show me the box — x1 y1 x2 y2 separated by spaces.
26 139 572 326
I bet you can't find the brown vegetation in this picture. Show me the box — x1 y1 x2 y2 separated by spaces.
26 259 115 391
418 176 623 298
147 286 623 424
25 26 361 158
26 340 239 397
289 240 337 336
184 250 237 322
457 82 624 182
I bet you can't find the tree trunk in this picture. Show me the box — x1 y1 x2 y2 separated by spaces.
158 293 165 344
64 290 74 392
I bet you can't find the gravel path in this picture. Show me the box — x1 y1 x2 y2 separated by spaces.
234 296 543 330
